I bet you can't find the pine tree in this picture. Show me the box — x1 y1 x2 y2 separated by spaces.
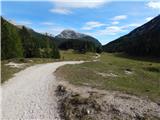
1 17 23 59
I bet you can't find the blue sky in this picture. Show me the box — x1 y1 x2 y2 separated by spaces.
1 0 160 44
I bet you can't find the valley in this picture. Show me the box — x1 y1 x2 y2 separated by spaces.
2 50 160 120
1 1 160 119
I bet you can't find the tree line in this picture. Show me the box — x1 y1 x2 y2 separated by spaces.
1 17 60 60
103 29 160 57
103 15 160 57
58 39 102 53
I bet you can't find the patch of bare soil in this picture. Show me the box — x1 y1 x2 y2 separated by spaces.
96 72 118 77
55 81 160 120
5 62 27 68
56 85 101 120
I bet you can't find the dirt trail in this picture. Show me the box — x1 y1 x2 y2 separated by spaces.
2 61 83 120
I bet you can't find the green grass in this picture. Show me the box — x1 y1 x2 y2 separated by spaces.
60 50 97 61
55 53 160 102
1 50 96 84
1 58 58 83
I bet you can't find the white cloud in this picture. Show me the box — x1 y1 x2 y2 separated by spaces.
97 26 125 35
112 15 127 21
145 16 154 21
18 21 32 25
111 21 119 25
50 8 72 15
122 23 142 29
82 21 105 30
147 1 160 9
40 22 55 25
9 20 32 26
52 0 109 8
50 0 109 14
88 22 143 36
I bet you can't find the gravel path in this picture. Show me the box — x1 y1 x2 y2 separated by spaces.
2 61 83 120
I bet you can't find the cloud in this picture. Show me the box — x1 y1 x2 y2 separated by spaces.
50 8 72 15
82 21 105 30
112 15 127 21
145 16 154 21
111 21 119 25
52 0 109 8
122 23 142 29
8 20 32 26
40 22 55 25
50 0 109 14
88 22 143 36
18 21 32 25
97 26 125 35
147 1 160 9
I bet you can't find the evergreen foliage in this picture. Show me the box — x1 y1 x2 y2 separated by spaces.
1 17 23 59
103 15 160 57
58 39 99 53
1 17 60 60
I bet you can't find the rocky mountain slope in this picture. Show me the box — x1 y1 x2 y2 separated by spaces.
56 29 86 39
55 29 102 47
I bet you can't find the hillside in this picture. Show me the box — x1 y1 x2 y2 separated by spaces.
55 30 102 53
1 17 60 59
103 15 160 57
55 30 101 46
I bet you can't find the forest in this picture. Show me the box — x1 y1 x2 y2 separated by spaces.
103 15 160 57
1 17 102 60
1 17 60 60
58 39 102 53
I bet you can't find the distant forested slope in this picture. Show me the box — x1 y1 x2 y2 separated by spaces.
55 30 102 53
103 15 160 57
1 17 60 60
58 39 98 53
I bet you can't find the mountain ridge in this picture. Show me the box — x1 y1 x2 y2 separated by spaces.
55 29 102 47
55 29 86 39
103 15 160 57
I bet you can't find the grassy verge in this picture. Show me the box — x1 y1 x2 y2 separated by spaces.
1 50 96 84
60 50 97 61
55 53 160 102
1 58 58 83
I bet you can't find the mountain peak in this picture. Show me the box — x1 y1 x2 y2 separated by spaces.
55 29 101 47
56 29 86 39
61 29 75 33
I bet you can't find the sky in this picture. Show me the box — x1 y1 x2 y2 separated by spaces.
1 0 160 45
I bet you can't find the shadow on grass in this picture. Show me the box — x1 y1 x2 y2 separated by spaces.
112 53 160 63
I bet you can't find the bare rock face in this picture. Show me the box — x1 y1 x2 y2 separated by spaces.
55 29 102 47
56 29 86 39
